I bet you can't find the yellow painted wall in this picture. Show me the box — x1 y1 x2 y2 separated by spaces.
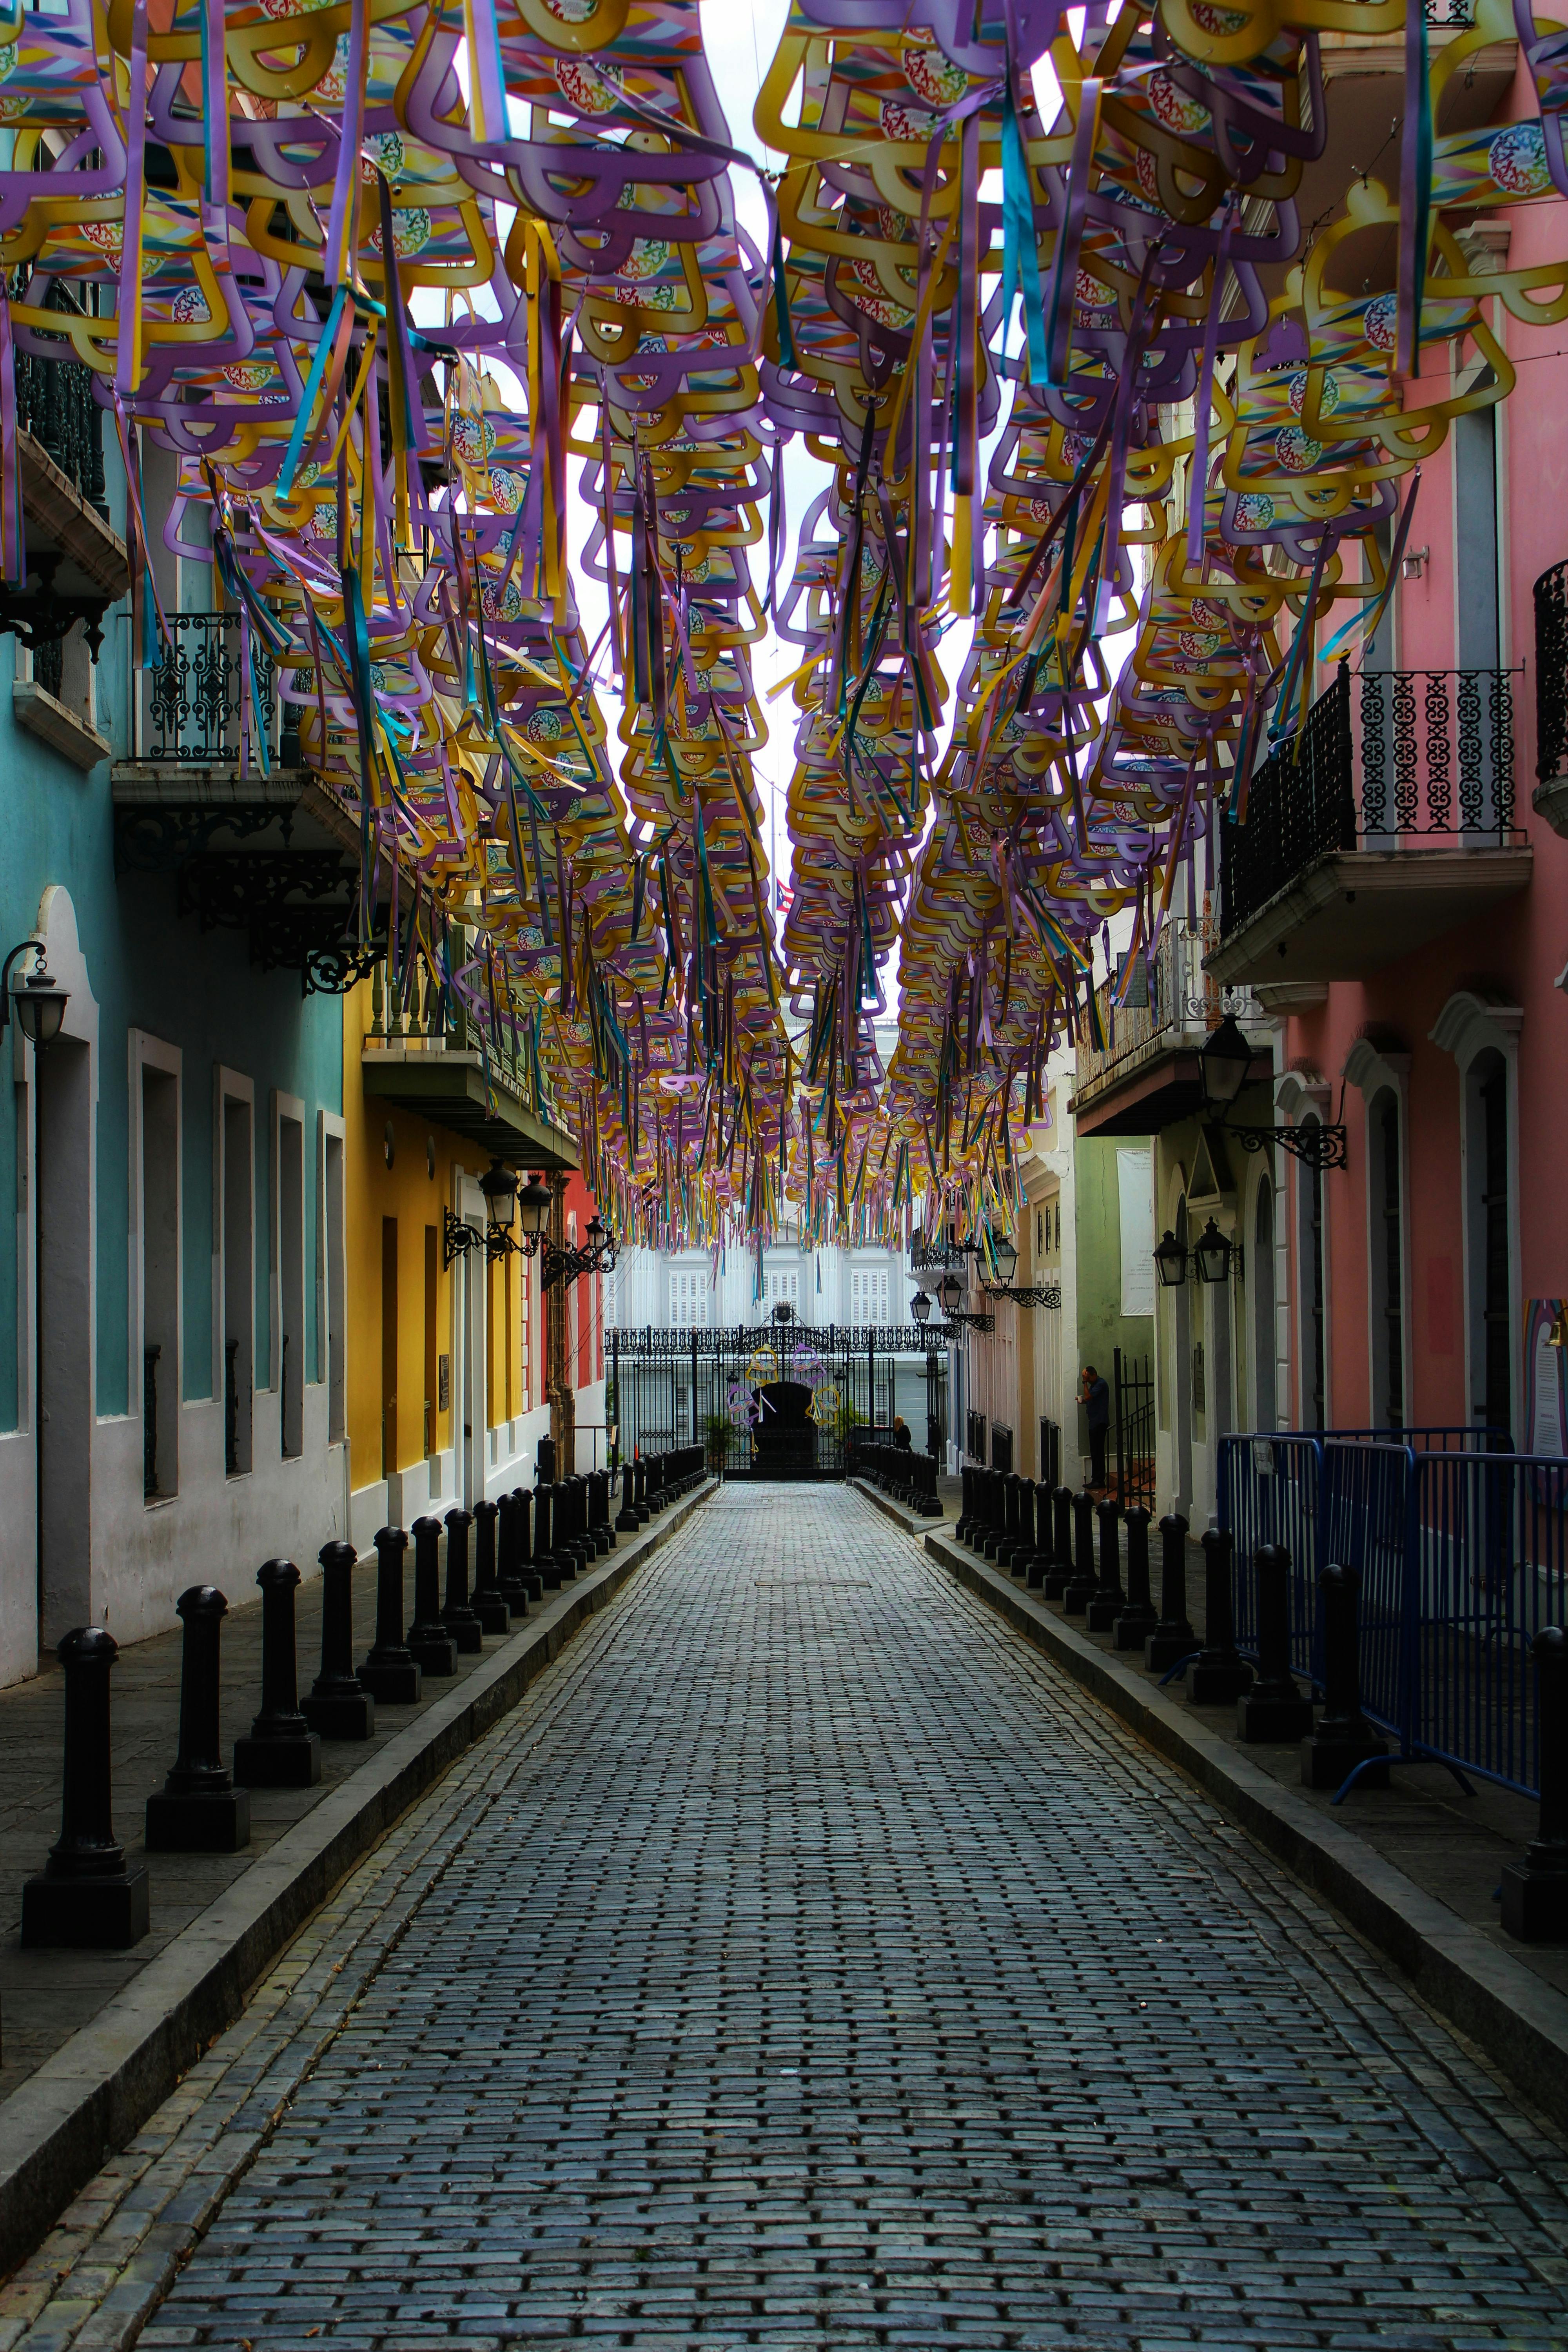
343 981 544 1490
343 978 464 1486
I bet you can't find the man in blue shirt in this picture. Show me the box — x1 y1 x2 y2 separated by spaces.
1081 1365 1111 1492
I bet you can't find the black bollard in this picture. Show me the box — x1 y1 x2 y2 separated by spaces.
1301 1563 1388 1789
1024 1480 1050 1587
1145 1513 1196 1673
472 1498 506 1619
1044 1485 1074 1601
1063 1489 1098 1613
1188 1528 1254 1704
1501 1626 1568 1941
513 1487 544 1601
594 1469 616 1550
21 1628 150 1948
407 1517 459 1675
1085 1497 1127 1632
303 1539 375 1739
146 1588 250 1851
1009 1477 1035 1579
1112 1506 1158 1650
494 1486 531 1618
552 1481 581 1574
534 1481 562 1586
634 1457 650 1522
439 1509 485 1652
616 1459 640 1534
360 1527 422 1703
1238 1543 1314 1740
464 1504 511 1636
234 1559 322 1787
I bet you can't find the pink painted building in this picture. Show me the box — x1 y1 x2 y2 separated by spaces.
1201 40 1568 1466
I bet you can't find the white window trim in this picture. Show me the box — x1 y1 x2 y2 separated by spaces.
1343 1039 1412 1432
129 1028 183 1412
1430 990 1523 1435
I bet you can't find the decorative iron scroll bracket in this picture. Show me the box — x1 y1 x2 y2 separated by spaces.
1226 1118 1349 1172
984 1284 1062 1308
443 1209 481 1271
0 554 112 658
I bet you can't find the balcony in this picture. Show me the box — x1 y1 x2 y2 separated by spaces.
1069 918 1273 1138
361 953 579 1171
112 611 374 993
1534 559 1568 837
1207 663 1533 989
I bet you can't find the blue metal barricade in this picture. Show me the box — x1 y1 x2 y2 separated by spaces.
1220 1430 1563 1795
1220 1435 1323 1684
1412 1452 1568 1796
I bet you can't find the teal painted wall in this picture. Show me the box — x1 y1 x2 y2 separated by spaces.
0 435 343 1432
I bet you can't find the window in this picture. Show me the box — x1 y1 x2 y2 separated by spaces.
849 1266 889 1325
276 1102 305 1459
139 1046 180 1499
764 1266 799 1314
1298 1125 1326 1431
1470 1052 1513 1437
425 1225 439 1456
320 1117 345 1444
221 1081 254 1475
669 1267 710 1328
1368 1091 1404 1430
1252 1179 1277 1432
382 1216 399 1479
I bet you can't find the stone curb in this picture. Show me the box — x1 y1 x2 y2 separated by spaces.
0 1480 716 2281
850 1478 1568 2136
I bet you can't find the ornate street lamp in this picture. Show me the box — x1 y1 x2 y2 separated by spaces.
517 1174 554 1249
1192 1217 1238 1284
910 1287 932 1327
1198 1011 1348 1171
1 939 68 1048
938 1271 962 1319
991 1233 1018 1283
1154 1229 1188 1288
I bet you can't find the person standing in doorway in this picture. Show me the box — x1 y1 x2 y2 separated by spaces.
1081 1365 1110 1492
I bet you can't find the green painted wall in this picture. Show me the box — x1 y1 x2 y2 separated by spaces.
1071 1136 1154 1464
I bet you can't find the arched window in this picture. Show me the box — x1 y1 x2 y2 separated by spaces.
1298 1121 1326 1430
1253 1178 1277 1431
1368 1089 1404 1431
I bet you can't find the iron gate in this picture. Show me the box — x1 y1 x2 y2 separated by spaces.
608 1325 948 1480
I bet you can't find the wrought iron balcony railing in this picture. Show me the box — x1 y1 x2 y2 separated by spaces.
1073 909 1263 1101
14 286 108 518
1220 660 1519 939
1535 559 1568 788
364 951 559 1125
136 610 301 765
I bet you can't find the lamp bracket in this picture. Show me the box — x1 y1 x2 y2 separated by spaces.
443 1208 481 1270
1224 1117 1349 1172
983 1284 1062 1308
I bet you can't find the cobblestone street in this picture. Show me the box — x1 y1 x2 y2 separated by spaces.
13 1486 1568 2350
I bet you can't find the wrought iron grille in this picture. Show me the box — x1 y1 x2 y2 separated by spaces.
1221 659 1518 937
990 1421 1014 1473
607 1326 945 1481
1535 559 1568 784
143 1345 160 1499
1039 1416 1062 1487
1113 1348 1155 1510
14 284 107 517
966 1408 987 1462
146 612 276 762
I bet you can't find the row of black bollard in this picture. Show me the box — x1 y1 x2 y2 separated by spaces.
23 1439 710 1957
21 1446 711 1949
857 1443 944 1517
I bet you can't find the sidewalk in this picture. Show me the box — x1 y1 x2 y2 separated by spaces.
860 1475 1568 2128
0 1480 715 2274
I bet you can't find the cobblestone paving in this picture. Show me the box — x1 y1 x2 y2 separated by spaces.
10 1486 1568 2350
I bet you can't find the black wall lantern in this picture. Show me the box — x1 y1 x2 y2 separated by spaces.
910 1288 932 1326
1192 1218 1238 1284
1153 1229 1188 1288
1198 1011 1348 1171
1 939 68 1048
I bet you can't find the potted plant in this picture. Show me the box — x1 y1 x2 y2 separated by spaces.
704 1412 736 1473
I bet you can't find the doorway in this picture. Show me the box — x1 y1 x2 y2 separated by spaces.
35 1038 93 1645
381 1216 398 1484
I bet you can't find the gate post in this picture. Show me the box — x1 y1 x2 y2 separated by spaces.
1501 1626 1568 1941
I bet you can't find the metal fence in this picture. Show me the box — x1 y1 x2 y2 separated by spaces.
1220 1429 1564 1797
608 1326 946 1481
1113 1348 1155 1510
